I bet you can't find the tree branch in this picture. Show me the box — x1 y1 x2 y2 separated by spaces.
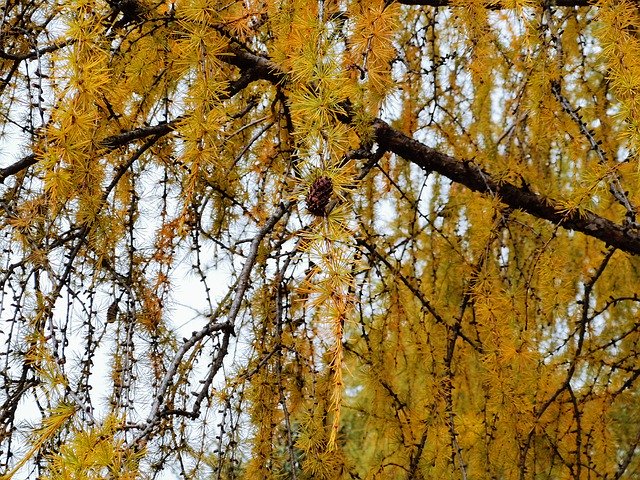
393 0 593 7
371 119 640 255
215 44 640 255
0 154 37 183
0 67 263 183
8 36 638 256
131 200 292 447
0 38 75 61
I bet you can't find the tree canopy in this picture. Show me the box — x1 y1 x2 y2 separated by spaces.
1 0 640 478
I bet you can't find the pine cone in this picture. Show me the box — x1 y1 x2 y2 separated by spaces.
106 301 119 323
306 176 333 216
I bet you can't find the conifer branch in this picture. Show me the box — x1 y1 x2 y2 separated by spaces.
357 235 481 351
214 42 640 256
393 0 593 7
131 201 292 447
0 68 262 183
0 154 37 183
9 39 633 257
0 38 74 61
5 2 640 477
371 119 640 256
550 80 637 226
520 247 616 471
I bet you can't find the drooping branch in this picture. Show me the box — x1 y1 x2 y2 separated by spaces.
6 33 639 256
0 67 264 183
393 0 593 7
371 119 640 255
213 45 640 256
130 200 292 447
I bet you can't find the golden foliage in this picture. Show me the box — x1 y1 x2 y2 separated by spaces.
41 415 143 480
1 0 640 478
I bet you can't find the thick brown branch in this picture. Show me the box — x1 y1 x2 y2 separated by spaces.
394 0 593 7
210 46 640 255
0 124 176 184
0 38 74 61
0 154 37 183
100 66 263 149
101 121 177 149
372 119 640 255
223 44 286 84
87 44 640 256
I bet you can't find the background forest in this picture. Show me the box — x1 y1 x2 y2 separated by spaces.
1 0 640 478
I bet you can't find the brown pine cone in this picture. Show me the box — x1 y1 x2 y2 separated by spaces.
306 176 333 216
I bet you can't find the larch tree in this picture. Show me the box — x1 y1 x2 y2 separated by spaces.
1 0 640 478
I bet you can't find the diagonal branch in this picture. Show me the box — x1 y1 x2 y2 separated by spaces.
216 45 640 257
130 200 292 448
0 38 75 61
0 154 37 183
7 34 639 256
0 67 264 183
392 0 593 7
371 119 640 255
